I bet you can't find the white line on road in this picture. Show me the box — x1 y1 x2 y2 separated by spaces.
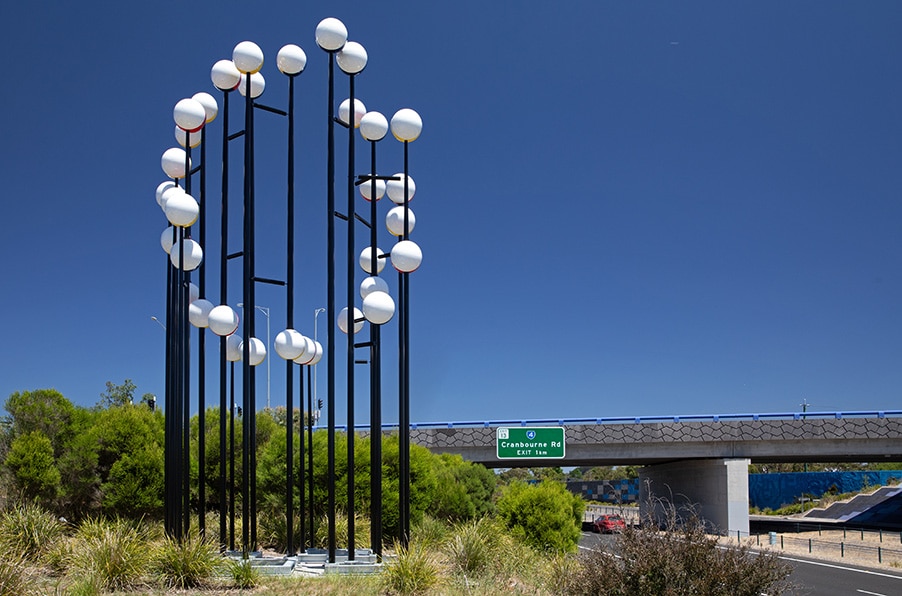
857 590 887 596
776 555 902 581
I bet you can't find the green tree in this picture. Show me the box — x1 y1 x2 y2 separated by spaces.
4 389 77 457
5 431 60 503
97 379 138 409
91 403 164 517
102 446 164 516
496 480 584 553
429 454 496 521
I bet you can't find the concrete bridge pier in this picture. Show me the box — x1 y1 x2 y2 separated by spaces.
639 458 750 535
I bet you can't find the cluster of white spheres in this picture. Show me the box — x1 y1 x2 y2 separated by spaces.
273 329 322 365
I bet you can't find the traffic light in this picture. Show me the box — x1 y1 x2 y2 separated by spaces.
317 399 324 410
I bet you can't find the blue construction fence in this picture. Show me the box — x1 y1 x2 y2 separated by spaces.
748 471 902 511
567 471 902 510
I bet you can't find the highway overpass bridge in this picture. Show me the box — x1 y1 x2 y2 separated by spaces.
400 410 902 536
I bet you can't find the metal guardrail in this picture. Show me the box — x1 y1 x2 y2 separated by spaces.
732 529 902 566
316 409 902 432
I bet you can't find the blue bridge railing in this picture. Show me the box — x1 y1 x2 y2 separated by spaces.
318 409 902 432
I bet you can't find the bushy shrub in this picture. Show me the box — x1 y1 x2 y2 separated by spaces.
69 517 152 591
495 480 584 553
562 498 793 596
381 540 440 595
0 502 66 563
412 514 449 547
0 553 37 596
153 531 223 588
312 511 371 552
227 558 259 589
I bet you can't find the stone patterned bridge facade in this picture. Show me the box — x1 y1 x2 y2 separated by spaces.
408 417 902 535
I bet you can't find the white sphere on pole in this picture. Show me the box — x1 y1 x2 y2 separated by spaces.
315 17 348 51
238 72 265 98
386 174 416 204
164 191 199 227
359 246 386 274
173 98 206 132
338 98 366 127
360 275 389 299
169 238 203 271
189 298 214 328
359 111 388 141
192 92 218 122
363 291 395 325
293 336 317 365
226 334 243 361
209 305 240 336
277 44 307 75
359 178 385 201
337 41 367 74
161 147 190 179
391 240 423 273
160 226 176 254
211 59 241 91
239 337 266 366
391 108 422 142
156 181 176 207
175 125 202 149
386 205 415 236
274 329 307 360
338 307 365 334
160 185 186 211
233 41 264 74
309 341 324 365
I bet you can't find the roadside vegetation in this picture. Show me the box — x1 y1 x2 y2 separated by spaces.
0 384 847 594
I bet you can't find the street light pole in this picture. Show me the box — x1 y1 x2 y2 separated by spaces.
238 303 271 410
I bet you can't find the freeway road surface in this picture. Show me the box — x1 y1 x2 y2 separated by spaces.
580 532 902 595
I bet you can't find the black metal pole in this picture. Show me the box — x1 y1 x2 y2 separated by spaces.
198 123 207 537
218 88 231 551
182 139 193 539
164 228 175 537
298 367 305 552
368 138 383 557
241 71 254 556
399 139 411 546
229 361 236 551
285 72 297 555
307 364 315 549
346 74 357 561
326 49 338 564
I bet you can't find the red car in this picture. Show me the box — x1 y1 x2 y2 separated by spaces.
593 514 626 534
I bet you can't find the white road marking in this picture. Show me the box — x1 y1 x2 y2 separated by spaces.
776 555 902 581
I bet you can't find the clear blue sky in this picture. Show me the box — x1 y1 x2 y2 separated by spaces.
2 1 900 423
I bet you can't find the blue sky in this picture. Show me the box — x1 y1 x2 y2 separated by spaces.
2 1 900 424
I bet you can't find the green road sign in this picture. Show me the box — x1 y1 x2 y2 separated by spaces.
496 427 565 459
